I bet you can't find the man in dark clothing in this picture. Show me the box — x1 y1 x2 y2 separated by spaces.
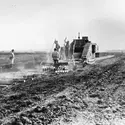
52 48 60 68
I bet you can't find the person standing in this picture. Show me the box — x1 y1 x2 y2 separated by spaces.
60 46 65 60
10 49 15 65
52 48 60 69
65 41 70 60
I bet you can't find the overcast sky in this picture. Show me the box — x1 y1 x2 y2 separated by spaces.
0 0 125 51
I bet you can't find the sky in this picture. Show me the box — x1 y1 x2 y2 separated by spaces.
0 0 125 52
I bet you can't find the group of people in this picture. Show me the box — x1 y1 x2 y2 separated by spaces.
52 39 70 66
9 39 70 68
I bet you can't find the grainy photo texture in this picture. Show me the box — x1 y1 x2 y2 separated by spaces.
0 0 125 125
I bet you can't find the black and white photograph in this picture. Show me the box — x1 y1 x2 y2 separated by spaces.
0 0 125 124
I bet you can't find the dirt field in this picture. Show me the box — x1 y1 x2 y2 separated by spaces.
1 52 125 125
0 52 47 84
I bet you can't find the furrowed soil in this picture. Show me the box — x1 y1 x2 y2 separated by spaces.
1 54 125 125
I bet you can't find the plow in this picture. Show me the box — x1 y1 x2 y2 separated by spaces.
40 60 70 73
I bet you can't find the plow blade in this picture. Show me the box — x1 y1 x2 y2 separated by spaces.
40 61 69 73
41 61 68 66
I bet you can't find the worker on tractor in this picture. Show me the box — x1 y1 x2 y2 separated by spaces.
60 46 65 60
54 40 60 52
52 48 60 69
64 40 70 60
69 40 75 59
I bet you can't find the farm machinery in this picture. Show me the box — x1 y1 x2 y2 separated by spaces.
69 35 99 64
41 60 70 73
41 34 99 73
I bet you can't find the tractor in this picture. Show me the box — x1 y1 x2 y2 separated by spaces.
69 35 99 64
41 34 99 73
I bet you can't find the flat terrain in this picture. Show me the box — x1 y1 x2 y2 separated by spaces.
0 52 125 125
0 52 47 85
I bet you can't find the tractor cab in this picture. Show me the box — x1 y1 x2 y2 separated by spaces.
69 35 99 63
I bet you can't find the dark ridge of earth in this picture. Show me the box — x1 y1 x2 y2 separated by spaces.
1 55 125 125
